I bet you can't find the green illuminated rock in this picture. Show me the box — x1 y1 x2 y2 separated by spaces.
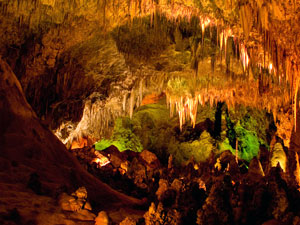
95 117 143 152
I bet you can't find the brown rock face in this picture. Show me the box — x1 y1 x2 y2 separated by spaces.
0 58 143 213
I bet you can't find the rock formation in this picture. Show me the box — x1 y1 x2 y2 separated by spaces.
1 0 300 224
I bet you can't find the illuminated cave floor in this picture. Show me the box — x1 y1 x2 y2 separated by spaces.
68 144 300 225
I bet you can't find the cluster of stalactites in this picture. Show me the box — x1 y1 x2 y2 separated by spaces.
127 0 214 32
166 93 198 131
218 26 251 72
238 0 300 132
218 23 300 133
166 77 292 132
254 50 300 132
126 79 144 119
166 90 224 131
0 0 214 33
274 53 300 133
124 73 166 119
54 69 166 145
239 43 249 71
136 0 300 125
54 96 123 145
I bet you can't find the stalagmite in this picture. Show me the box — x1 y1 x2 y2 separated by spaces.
271 143 287 172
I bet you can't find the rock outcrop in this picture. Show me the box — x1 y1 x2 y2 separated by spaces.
0 57 143 223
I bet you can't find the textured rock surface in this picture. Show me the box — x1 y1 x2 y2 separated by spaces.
1 1 300 224
0 57 144 223
0 0 299 147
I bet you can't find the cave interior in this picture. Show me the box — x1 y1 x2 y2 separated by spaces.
1 0 300 224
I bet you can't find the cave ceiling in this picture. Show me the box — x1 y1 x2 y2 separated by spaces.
0 0 300 146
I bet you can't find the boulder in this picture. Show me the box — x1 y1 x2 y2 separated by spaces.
156 179 169 201
119 161 130 175
129 158 147 189
144 202 180 225
71 186 87 199
144 202 164 225
59 193 83 212
140 150 159 166
171 179 182 192
95 211 110 225
110 154 123 168
139 150 161 180
59 187 93 213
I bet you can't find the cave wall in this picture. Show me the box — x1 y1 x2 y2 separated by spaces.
0 0 299 145
0 56 144 208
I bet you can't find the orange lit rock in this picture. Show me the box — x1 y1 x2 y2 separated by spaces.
171 179 182 193
59 193 83 212
71 186 88 200
84 202 92 211
95 211 110 225
140 150 159 166
90 154 110 168
71 137 88 149
141 93 164 105
120 161 130 175
156 179 169 201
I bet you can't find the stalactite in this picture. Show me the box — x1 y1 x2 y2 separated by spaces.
220 31 223 52
217 25 219 49
200 17 210 45
294 76 299 132
129 90 135 119
223 28 232 64
240 43 249 71
103 0 106 26
122 93 128 112
240 3 252 40
136 78 143 107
